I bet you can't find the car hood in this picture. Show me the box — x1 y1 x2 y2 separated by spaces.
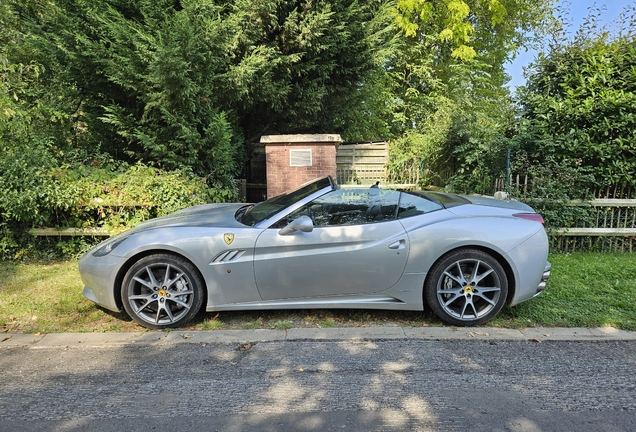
128 203 248 233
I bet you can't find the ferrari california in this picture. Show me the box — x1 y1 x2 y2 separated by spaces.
79 176 551 329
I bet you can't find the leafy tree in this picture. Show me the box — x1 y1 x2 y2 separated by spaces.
514 6 636 192
374 0 555 190
13 0 386 183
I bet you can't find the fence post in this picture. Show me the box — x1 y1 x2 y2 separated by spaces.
506 149 510 187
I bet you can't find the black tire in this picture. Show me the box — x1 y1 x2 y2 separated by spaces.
425 249 508 326
121 254 204 329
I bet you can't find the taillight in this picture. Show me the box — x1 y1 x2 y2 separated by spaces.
513 213 545 225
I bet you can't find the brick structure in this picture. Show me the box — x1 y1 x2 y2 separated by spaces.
261 134 342 198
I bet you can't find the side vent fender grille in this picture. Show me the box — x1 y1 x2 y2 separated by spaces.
211 250 247 263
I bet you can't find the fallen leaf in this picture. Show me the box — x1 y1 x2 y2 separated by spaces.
181 334 191 340
298 368 304 372
468 332 475 338
31 316 37 321
543 334 550 337
34 332 41 337
238 342 252 351
530 338 543 343
1 336 12 343
474 332 490 336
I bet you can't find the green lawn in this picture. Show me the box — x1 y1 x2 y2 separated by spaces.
1 253 635 333
0 261 135 333
491 253 636 330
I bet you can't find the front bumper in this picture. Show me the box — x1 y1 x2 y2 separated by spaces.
78 252 124 312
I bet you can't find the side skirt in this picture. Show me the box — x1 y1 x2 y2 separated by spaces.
206 273 427 312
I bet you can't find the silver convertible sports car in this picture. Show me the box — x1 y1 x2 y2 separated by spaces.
79 176 551 329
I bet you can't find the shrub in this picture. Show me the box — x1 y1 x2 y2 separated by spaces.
0 156 236 260
514 9 636 191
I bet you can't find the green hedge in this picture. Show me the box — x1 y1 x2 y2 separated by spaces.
0 157 236 260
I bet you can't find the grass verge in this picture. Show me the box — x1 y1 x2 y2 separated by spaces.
1 252 635 333
490 253 636 330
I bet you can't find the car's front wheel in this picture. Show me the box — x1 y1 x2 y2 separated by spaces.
425 249 508 326
121 254 204 329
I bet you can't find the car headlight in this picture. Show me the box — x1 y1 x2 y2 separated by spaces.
93 236 129 257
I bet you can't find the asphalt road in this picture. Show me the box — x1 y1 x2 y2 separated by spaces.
1 334 636 431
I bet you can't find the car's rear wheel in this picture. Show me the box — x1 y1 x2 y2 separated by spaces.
425 249 508 326
121 254 204 329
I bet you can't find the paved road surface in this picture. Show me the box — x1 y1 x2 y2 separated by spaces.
1 334 635 431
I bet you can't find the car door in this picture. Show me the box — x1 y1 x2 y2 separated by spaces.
253 189 409 300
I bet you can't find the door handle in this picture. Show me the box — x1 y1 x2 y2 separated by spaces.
388 240 406 250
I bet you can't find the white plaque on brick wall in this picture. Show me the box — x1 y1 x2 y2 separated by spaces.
290 149 312 166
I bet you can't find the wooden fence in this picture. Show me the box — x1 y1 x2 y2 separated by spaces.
30 197 636 251
27 163 636 252
336 142 388 185
549 199 636 253
494 175 636 200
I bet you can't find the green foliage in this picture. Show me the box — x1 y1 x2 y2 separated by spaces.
387 97 456 185
515 6 636 191
5 0 561 198
385 0 556 188
13 0 386 175
396 0 475 59
224 0 383 139
2 158 228 229
506 155 596 230
52 162 232 230
0 156 231 260
17 0 245 184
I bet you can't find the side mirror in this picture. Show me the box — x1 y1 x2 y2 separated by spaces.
279 215 314 236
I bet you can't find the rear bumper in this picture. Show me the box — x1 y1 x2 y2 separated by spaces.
534 262 551 297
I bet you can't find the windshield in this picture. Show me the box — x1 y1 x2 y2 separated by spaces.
240 177 334 226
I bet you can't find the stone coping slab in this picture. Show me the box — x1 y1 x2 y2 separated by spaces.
2 326 635 348
163 329 287 344
403 327 526 340
286 327 407 340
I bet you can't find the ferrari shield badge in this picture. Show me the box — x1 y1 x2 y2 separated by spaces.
223 233 235 245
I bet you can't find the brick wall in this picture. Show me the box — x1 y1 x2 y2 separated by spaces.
261 134 341 198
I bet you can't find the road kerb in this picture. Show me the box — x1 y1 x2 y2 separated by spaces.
286 327 406 341
163 329 286 344
31 332 149 347
2 326 636 348
0 333 46 347
521 327 636 341
403 326 525 340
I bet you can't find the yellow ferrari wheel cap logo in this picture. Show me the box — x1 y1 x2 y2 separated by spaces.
224 233 235 245
465 286 472 293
